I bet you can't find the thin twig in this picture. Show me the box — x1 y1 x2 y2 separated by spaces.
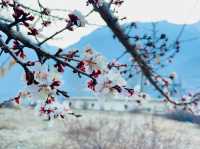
38 26 67 46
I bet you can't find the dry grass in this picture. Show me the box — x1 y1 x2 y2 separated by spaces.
0 108 199 149
51 117 191 149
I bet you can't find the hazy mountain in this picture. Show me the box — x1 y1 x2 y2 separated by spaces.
65 21 200 96
1 21 200 100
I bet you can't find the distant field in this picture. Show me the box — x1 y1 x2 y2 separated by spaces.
0 107 200 149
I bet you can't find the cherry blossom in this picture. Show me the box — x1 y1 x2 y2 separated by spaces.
35 96 72 120
87 0 104 8
68 10 88 27
82 47 145 99
12 62 70 120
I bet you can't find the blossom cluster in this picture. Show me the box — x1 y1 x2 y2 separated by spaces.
1 0 88 37
9 47 149 121
78 47 145 99
14 62 72 120
67 10 87 28
86 0 104 8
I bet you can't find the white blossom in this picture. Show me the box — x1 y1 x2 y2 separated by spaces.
84 47 108 73
71 10 87 27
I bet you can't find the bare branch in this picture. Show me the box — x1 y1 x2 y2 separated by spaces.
0 38 26 69
38 26 67 46
0 21 96 82
93 2 196 106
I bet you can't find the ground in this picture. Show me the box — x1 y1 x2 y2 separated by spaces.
0 107 200 149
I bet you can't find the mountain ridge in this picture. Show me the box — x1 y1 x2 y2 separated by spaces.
0 21 200 100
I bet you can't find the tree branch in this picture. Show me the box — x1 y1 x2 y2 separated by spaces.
38 26 67 46
93 2 193 106
0 21 96 82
